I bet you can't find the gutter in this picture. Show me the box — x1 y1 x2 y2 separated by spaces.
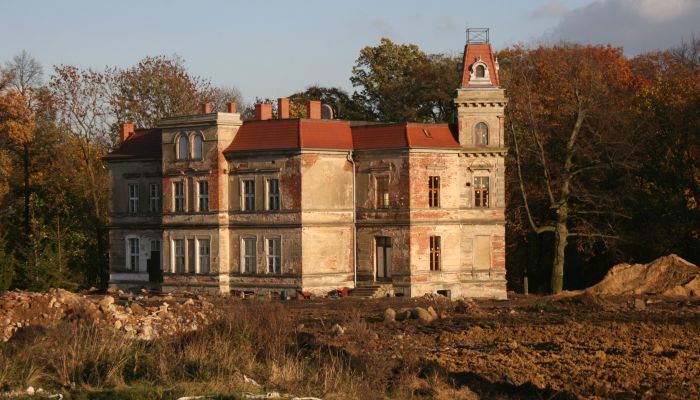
347 151 357 288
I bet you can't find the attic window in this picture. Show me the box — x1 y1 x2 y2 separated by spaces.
423 128 432 138
476 65 485 78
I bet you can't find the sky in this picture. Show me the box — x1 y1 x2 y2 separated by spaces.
1 0 698 103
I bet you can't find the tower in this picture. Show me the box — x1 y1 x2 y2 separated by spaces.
455 28 508 298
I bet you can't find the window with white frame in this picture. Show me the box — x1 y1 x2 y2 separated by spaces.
128 183 138 213
149 183 161 213
198 180 209 212
174 239 185 273
177 135 188 160
267 178 280 211
242 237 256 274
242 179 255 211
127 237 139 271
192 134 203 160
173 181 184 212
198 239 210 274
266 237 281 274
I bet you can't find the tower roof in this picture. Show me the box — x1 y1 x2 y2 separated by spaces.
459 28 500 88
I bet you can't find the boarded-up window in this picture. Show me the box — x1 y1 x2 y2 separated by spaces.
187 239 196 273
474 235 491 269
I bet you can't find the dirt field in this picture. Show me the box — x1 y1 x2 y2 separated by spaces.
274 293 700 399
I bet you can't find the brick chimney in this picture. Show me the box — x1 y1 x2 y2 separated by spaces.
278 98 289 119
255 103 273 120
120 122 135 143
307 100 321 119
201 103 212 114
226 102 237 113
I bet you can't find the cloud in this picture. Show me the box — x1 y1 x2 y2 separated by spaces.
531 0 568 19
547 0 700 54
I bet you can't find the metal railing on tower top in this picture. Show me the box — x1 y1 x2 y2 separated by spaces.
466 28 489 44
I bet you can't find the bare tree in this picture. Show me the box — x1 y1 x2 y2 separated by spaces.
5 50 43 108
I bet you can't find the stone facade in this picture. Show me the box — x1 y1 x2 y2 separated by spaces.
103 35 508 299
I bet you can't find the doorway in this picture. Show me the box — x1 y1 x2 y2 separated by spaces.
148 240 162 283
375 236 392 281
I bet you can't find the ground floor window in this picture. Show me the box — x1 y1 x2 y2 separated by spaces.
128 237 139 271
430 236 441 271
243 237 256 273
174 239 185 273
266 237 281 274
199 239 210 274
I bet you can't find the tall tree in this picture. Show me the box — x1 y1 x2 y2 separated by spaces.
502 44 637 294
107 55 210 134
350 38 459 123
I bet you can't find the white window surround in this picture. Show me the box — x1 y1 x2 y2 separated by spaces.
173 180 186 212
265 236 282 274
469 59 492 85
241 177 256 211
241 236 257 274
125 235 141 272
265 177 281 211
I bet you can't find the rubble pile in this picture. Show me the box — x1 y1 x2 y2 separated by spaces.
0 288 216 342
586 254 700 297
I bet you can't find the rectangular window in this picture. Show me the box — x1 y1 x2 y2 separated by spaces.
428 176 440 208
267 237 281 274
198 180 209 212
174 239 185 273
199 239 210 274
474 176 490 208
128 238 139 271
376 176 389 209
128 184 139 213
243 237 256 273
242 179 255 211
267 178 280 211
149 183 161 213
174 181 184 212
430 236 441 271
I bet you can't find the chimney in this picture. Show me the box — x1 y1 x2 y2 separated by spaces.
307 100 321 119
226 102 237 113
120 122 135 143
254 103 273 120
277 98 289 119
201 103 212 114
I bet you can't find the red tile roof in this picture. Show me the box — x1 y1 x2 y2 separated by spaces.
352 123 459 150
102 128 162 160
224 119 353 153
460 43 500 88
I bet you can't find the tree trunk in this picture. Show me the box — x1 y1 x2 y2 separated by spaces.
23 143 30 236
551 218 568 294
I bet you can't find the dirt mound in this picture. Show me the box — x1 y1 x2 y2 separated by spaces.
0 288 216 342
586 254 700 296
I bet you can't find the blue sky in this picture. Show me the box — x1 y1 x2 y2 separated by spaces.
1 0 698 103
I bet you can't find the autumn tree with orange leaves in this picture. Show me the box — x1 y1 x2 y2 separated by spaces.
501 44 639 294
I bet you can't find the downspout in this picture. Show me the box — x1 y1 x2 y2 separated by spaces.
347 151 357 288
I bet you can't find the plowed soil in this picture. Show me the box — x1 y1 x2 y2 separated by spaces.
277 293 700 399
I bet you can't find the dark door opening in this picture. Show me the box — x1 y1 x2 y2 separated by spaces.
375 236 392 281
148 240 162 283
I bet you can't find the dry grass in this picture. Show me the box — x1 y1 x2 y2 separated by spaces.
0 301 453 399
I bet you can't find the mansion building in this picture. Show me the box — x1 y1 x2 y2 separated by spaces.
103 31 508 299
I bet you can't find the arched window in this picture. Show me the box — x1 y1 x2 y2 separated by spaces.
177 135 189 160
476 65 486 78
474 122 489 145
192 134 203 159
